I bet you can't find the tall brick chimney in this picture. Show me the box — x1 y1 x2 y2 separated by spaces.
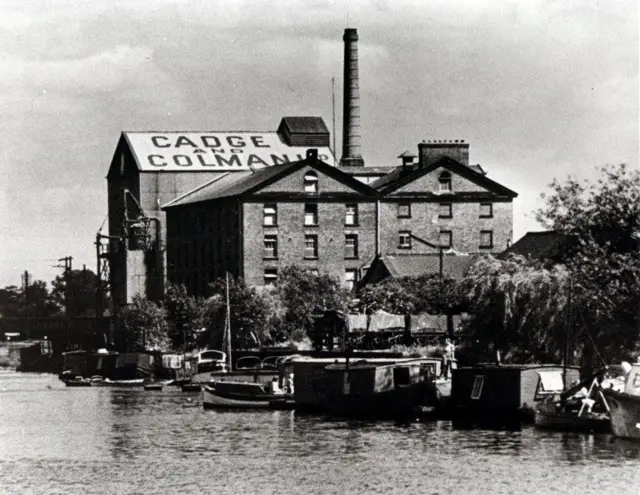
340 28 364 167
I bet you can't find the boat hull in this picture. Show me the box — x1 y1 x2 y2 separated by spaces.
90 379 146 387
63 379 92 387
202 382 286 409
534 408 610 433
602 389 640 440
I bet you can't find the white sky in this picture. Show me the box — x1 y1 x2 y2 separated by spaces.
0 0 637 287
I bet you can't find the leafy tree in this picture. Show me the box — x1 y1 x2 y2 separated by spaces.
0 282 59 318
51 269 108 317
271 266 352 342
459 254 570 364
199 276 271 351
120 295 170 351
353 274 465 315
534 163 640 370
164 284 206 351
458 165 640 368
535 163 640 254
353 280 415 315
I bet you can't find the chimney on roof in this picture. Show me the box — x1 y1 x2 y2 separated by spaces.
340 28 364 167
306 148 318 161
418 139 470 167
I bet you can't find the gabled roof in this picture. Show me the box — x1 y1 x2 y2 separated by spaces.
162 151 376 209
502 231 578 260
371 156 518 198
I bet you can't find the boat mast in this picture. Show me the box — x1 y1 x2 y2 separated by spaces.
563 276 573 391
225 272 232 371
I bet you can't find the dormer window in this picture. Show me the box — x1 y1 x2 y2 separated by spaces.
304 171 318 193
439 171 452 192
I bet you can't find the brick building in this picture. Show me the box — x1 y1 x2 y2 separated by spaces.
163 149 376 292
163 143 518 295
105 117 335 309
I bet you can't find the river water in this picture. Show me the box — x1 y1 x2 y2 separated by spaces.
1 371 639 494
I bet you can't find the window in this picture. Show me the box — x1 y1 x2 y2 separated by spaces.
304 235 318 259
264 268 278 285
345 234 358 259
345 204 358 226
471 375 485 400
304 203 318 226
439 230 452 248
398 231 412 249
264 204 277 226
480 203 493 218
398 202 411 218
439 203 452 218
439 171 452 192
480 230 493 248
304 171 318 193
264 235 278 259
345 269 357 290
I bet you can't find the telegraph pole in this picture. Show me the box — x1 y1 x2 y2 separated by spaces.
57 256 73 350
21 270 30 339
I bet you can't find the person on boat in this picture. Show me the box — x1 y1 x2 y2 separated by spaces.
285 373 294 394
267 377 282 395
441 338 456 379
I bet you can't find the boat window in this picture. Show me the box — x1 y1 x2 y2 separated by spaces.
394 366 411 387
471 375 485 400
199 351 225 361
536 371 564 397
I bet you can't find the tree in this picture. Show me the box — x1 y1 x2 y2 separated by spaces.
534 163 640 370
199 276 271 351
353 274 465 315
271 266 352 342
535 163 640 254
459 254 570 364
164 284 206 351
51 268 108 317
353 280 415 315
0 281 59 318
120 295 170 352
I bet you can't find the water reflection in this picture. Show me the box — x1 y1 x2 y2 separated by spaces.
3 374 640 494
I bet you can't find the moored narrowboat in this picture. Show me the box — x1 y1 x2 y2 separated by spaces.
450 364 580 423
292 356 440 417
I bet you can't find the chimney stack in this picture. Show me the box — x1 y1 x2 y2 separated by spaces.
340 28 364 167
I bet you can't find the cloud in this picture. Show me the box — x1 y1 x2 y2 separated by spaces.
0 0 636 286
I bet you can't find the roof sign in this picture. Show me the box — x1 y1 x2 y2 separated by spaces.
124 132 336 171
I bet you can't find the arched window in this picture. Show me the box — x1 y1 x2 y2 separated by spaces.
439 171 452 192
304 171 318 193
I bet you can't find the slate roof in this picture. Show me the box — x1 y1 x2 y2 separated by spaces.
370 156 517 198
375 253 475 280
162 153 376 209
502 231 578 260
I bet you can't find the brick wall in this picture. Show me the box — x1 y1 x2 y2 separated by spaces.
379 199 512 255
166 200 241 296
242 199 377 287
